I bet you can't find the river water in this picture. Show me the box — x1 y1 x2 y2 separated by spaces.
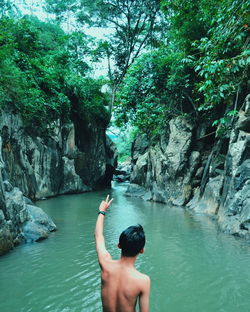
0 182 250 312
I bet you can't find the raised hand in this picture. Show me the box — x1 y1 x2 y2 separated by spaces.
99 195 113 212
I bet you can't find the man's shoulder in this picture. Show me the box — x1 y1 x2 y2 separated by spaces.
101 258 119 271
134 270 150 283
133 271 150 295
137 272 150 294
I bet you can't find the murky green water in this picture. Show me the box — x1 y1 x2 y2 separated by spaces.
0 182 250 312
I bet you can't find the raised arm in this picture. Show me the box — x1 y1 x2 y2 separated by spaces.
139 276 151 312
94 195 113 268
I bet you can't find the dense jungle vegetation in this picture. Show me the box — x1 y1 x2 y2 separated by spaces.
0 0 249 138
0 1 110 131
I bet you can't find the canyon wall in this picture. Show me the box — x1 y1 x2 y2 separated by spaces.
0 111 117 255
126 95 250 240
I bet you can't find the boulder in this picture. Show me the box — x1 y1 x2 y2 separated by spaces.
113 162 131 182
125 183 151 200
22 221 49 243
115 162 131 176
22 204 56 243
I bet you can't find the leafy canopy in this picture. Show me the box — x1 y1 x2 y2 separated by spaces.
0 14 110 132
44 0 165 110
115 0 249 135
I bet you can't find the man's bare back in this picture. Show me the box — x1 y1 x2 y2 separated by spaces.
101 258 150 312
94 196 150 312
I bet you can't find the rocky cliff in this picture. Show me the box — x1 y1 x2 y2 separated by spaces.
0 110 117 255
0 112 117 199
0 135 57 255
126 95 250 240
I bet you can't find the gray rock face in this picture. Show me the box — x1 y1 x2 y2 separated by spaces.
217 129 250 238
0 209 14 255
0 136 57 255
113 162 131 182
130 116 195 205
0 111 117 255
125 183 151 200
0 184 57 254
23 204 56 243
0 112 117 199
128 95 250 239
72 119 117 189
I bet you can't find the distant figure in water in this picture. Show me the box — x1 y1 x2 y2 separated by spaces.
95 195 150 312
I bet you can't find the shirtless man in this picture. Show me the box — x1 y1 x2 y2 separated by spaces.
94 195 150 312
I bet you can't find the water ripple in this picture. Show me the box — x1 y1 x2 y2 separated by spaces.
1 186 250 312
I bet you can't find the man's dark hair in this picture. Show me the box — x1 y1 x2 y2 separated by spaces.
119 224 145 257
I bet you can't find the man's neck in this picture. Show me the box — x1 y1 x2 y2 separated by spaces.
119 255 137 267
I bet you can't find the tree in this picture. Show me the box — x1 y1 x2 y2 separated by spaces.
193 0 250 113
0 15 109 131
44 0 164 110
115 48 195 134
115 0 249 136
0 0 19 18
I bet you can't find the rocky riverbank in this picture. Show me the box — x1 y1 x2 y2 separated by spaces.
126 95 250 240
0 111 117 255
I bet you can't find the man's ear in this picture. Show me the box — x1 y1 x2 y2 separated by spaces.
139 248 144 254
118 243 121 249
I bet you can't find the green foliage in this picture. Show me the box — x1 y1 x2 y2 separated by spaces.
1 0 248 138
115 48 196 134
160 0 210 53
212 110 238 137
193 0 250 112
44 0 164 93
0 15 109 132
44 0 78 23
115 0 249 135
66 75 110 124
161 0 249 112
110 126 137 162
0 0 18 18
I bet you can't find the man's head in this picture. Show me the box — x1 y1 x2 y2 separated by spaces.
118 224 145 257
